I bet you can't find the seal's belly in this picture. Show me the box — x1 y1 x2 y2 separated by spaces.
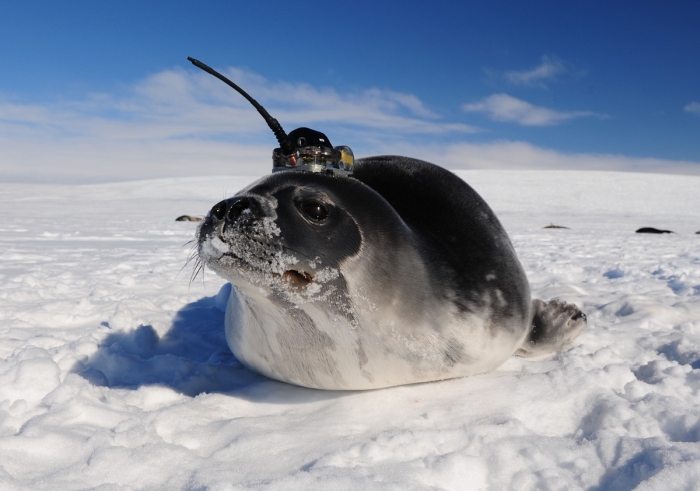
225 286 526 390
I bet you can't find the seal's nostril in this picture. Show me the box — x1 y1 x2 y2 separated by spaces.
211 200 227 220
227 198 250 222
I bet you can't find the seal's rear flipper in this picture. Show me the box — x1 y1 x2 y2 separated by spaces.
516 299 587 357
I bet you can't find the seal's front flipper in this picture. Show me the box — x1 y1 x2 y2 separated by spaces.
516 299 587 357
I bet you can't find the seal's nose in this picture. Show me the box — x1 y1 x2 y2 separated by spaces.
209 197 252 223
226 198 250 222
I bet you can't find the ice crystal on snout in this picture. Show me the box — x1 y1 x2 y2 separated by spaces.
314 267 339 284
199 213 341 306
262 217 281 237
199 213 294 286
226 234 294 279
302 267 340 299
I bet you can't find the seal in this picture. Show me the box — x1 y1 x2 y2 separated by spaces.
636 227 673 234
197 156 587 390
176 215 202 222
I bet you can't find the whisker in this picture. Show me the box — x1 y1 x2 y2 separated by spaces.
177 242 202 280
189 258 206 289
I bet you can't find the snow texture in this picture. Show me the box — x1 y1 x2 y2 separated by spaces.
1 170 700 490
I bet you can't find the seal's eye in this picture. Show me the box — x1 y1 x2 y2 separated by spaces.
300 201 329 222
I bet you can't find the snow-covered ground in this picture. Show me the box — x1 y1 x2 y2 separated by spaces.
1 169 699 490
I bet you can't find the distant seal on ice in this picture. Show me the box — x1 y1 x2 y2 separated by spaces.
176 215 203 222
636 227 673 234
197 156 586 390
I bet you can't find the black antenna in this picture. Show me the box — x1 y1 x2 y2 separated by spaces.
187 57 294 156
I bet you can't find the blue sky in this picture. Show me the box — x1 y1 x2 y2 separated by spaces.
1 1 699 183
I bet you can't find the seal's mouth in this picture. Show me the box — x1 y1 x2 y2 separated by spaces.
282 269 314 288
215 248 315 291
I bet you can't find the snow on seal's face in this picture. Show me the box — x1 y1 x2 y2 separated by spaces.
197 171 361 309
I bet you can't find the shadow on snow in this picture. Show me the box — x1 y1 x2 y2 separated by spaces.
72 283 342 403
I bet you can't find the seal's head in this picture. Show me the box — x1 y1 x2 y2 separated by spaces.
198 171 365 303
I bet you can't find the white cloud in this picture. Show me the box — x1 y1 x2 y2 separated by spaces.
0 67 478 183
684 101 700 114
0 69 450 135
376 140 700 176
462 93 605 126
1 67 698 183
505 56 565 87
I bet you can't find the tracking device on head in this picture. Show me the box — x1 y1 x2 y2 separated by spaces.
187 57 354 177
